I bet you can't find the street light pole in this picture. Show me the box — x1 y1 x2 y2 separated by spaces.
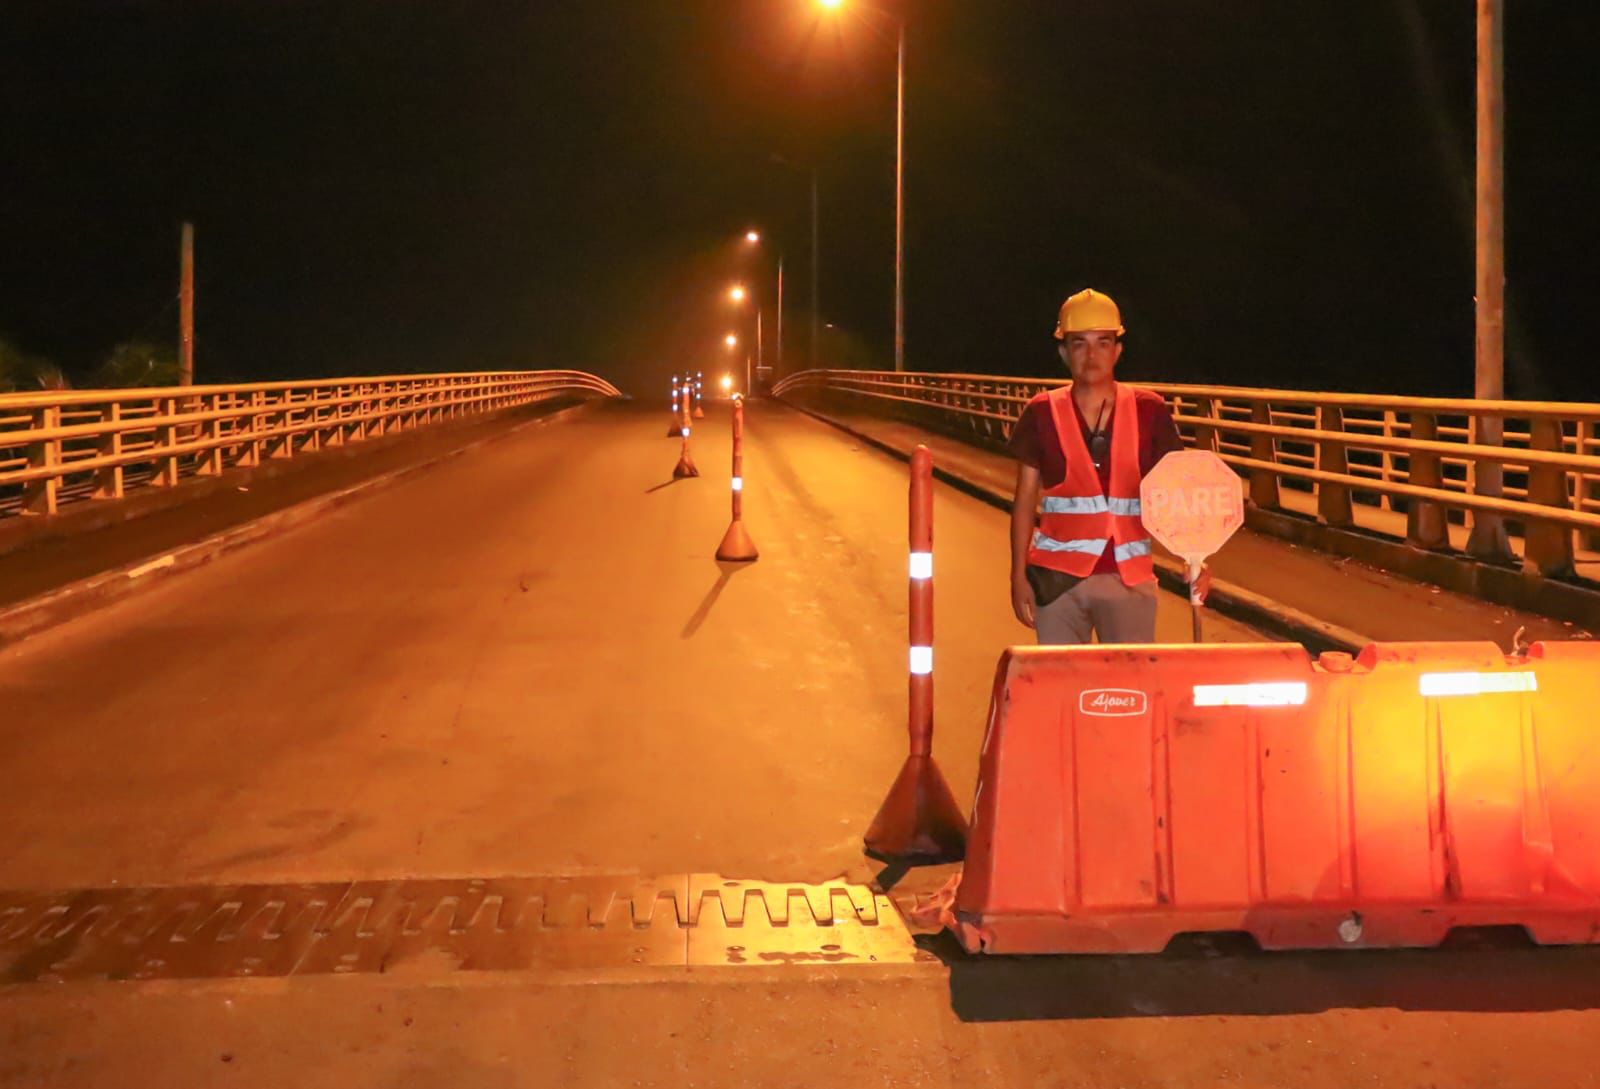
894 17 905 372
1467 0 1513 561
811 167 820 370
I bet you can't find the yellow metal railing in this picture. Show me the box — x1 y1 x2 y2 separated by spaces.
0 369 622 519
773 368 1600 577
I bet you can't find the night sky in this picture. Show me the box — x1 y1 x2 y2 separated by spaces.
2 1 1597 399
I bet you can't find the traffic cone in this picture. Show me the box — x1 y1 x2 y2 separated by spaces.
863 445 968 864
693 376 706 419
715 396 757 561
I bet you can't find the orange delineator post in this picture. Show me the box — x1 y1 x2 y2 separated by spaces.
948 639 1600 954
667 376 686 437
672 383 698 479
864 444 968 863
693 372 706 419
715 396 758 562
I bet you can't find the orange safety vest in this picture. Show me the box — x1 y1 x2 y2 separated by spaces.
1026 383 1155 586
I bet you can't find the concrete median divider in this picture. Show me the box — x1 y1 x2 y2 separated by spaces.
943 639 1600 954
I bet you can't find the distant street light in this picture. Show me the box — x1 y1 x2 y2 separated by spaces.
744 231 785 381
725 334 739 348
721 374 734 392
815 0 906 372
729 285 747 302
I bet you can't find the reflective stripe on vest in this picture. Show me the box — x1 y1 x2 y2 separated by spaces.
1114 539 1152 563
1031 531 1108 557
1041 495 1109 515
1041 495 1141 516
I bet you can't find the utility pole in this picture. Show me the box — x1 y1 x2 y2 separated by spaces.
1467 0 1513 561
811 169 820 371
776 255 784 376
893 19 906 372
179 222 195 386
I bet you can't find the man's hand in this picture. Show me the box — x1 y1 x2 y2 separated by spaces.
1011 573 1037 628
1191 564 1214 606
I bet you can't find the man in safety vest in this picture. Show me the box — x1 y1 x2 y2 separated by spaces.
1008 288 1209 643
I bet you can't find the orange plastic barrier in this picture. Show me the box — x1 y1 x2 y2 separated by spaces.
950 640 1600 954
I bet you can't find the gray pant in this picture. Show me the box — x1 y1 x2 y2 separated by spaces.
1035 573 1159 645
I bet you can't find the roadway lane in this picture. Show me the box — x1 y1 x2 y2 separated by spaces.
7 400 1600 1089
0 399 1261 890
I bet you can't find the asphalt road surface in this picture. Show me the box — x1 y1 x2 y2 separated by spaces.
3 400 1598 1088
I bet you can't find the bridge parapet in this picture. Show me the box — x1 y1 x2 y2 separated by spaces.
0 369 621 521
774 369 1600 584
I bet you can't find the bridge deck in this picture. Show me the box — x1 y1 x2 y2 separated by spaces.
3 400 1598 1087
0 399 1262 892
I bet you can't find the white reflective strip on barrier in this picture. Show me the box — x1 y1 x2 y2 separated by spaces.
731 477 743 492
1193 681 1308 707
909 551 933 580
1420 671 1539 697
1041 495 1109 515
1107 497 1142 516
909 646 933 675
1031 531 1107 556
1114 539 1152 562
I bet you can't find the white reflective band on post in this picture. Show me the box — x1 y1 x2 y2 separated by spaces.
1041 495 1109 515
1107 497 1142 516
1420 671 1539 697
909 646 933 675
681 428 690 438
731 477 743 492
1031 532 1108 556
1193 682 1308 707
1114 539 1153 562
909 551 933 580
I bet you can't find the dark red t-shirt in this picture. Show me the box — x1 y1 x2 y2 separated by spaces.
1008 386 1184 574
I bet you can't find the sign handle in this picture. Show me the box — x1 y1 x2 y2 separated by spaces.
1186 557 1205 644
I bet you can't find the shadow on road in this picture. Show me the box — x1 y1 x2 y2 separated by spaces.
921 930 1600 1021
681 561 749 639
644 478 685 494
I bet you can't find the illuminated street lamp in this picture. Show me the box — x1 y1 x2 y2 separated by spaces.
743 230 785 381
816 0 906 372
727 283 764 392
724 334 738 348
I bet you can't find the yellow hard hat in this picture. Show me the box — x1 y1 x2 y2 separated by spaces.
1053 288 1125 339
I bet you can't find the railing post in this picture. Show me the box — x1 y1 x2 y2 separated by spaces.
1405 411 1450 550
93 402 125 500
269 390 295 459
22 406 61 516
1316 404 1354 527
1524 417 1575 577
1379 410 1398 511
197 393 223 475
1191 396 1220 453
238 390 264 467
153 397 181 487
1248 401 1280 510
325 388 345 447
